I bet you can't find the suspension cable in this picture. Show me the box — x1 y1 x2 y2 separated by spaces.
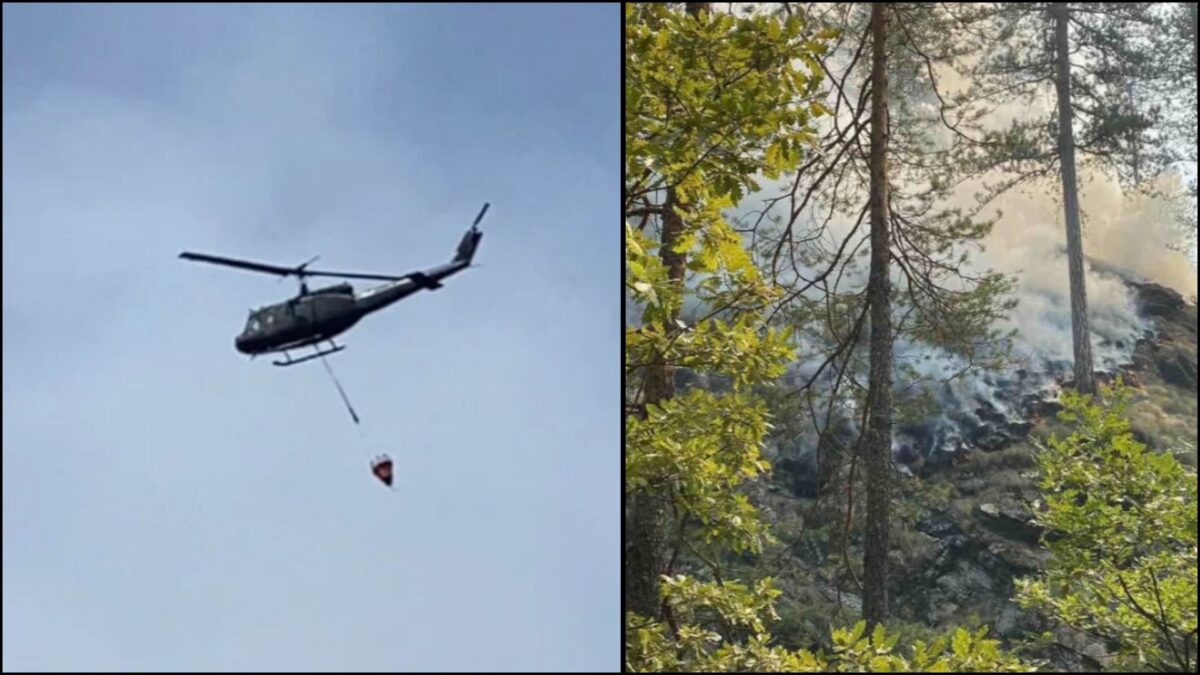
319 349 360 425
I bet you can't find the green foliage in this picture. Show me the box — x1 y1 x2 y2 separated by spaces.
624 7 1033 673
626 225 794 392
746 3 1019 423
626 609 1037 673
626 224 794 560
1018 378 1199 672
626 387 779 555
830 621 1035 673
625 3 829 653
625 1 833 340
661 575 785 635
968 4 1181 189
626 3 828 208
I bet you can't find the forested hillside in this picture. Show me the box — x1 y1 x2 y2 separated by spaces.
625 3 1197 672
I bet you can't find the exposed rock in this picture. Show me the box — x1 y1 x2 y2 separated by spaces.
978 502 1044 545
1134 282 1186 319
815 583 861 613
917 511 962 539
922 443 967 474
959 475 986 495
898 421 934 451
1157 349 1198 392
932 601 961 624
978 541 1045 577
969 425 1012 452
929 535 977 578
1026 396 1063 421
776 456 820 499
976 545 1007 577
1007 420 1033 437
1044 625 1113 672
895 443 922 466
906 531 940 565
935 560 995 602
752 271 1193 659
993 601 1032 639
974 399 1008 425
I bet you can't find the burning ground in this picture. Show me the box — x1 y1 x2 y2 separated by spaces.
744 259 1196 670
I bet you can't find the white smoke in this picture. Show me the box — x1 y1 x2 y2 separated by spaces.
972 187 1148 373
674 3 1197 464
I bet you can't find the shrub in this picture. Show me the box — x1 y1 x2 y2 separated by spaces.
1017 378 1198 672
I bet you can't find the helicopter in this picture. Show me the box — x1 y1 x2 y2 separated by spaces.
180 203 488 367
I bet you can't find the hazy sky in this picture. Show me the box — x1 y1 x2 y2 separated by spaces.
2 3 617 671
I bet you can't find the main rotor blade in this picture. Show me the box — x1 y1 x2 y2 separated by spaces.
178 252 299 277
180 251 436 284
300 269 410 281
180 252 406 281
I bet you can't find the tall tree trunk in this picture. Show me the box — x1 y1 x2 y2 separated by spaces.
863 0 893 630
629 5 709 619
628 188 686 619
1125 80 1141 185
1052 2 1095 395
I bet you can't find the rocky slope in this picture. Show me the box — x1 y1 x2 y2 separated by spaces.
749 270 1197 669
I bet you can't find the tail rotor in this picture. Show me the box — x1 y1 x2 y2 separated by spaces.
472 202 490 230
454 202 488 265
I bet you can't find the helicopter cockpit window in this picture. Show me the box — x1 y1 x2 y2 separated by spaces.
244 314 263 334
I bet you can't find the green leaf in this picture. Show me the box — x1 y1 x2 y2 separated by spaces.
849 620 867 645
951 628 970 659
871 623 888 652
869 655 895 672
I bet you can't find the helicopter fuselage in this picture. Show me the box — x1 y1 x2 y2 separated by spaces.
233 259 468 357
180 201 487 365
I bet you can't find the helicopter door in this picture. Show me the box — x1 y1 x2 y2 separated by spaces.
290 296 315 328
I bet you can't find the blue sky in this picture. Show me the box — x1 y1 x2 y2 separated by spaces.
2 3 617 671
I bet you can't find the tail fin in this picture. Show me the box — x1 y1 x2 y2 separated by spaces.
453 202 488 265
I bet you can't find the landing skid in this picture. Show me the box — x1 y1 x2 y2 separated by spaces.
273 341 345 367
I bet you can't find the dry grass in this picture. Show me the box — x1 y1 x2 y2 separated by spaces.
949 494 978 524
892 527 939 564
984 468 1033 496
1125 384 1197 459
960 444 1035 473
1176 449 1198 469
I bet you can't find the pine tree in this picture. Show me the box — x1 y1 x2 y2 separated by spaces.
862 0 893 630
744 2 1017 629
625 8 1033 661
966 3 1178 393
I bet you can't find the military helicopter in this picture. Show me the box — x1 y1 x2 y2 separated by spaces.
180 203 488 367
